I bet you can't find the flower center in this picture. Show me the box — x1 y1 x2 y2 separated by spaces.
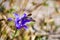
19 21 21 24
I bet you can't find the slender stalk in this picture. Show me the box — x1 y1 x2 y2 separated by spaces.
11 28 17 40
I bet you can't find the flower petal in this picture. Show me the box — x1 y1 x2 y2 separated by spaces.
23 25 28 30
26 19 31 22
24 13 27 17
15 23 22 29
7 18 12 21
14 13 20 18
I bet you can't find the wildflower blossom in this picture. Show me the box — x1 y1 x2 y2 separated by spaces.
8 13 32 30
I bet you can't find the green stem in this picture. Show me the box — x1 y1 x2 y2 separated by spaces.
54 4 59 13
12 29 17 40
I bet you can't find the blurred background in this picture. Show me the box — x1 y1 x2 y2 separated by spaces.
0 0 60 40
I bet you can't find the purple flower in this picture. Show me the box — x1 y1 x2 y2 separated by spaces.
8 13 32 30
7 18 12 21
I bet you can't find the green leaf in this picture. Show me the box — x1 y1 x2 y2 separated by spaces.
12 29 18 39
32 2 36 5
15 30 20 37
7 8 15 13
42 3 48 6
35 36 42 40
0 6 5 12
29 22 35 26
3 30 6 35
8 13 15 18
9 8 14 13
55 6 58 13
8 21 14 26
44 22 47 26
